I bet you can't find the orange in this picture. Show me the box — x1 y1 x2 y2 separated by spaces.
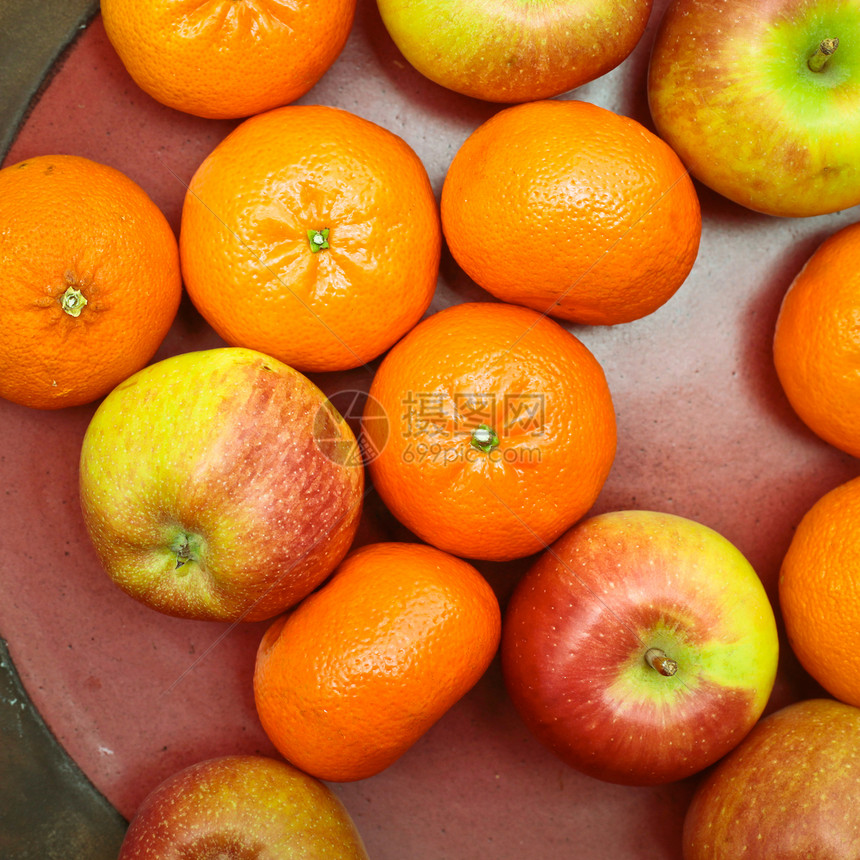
774 220 860 458
101 0 356 119
0 154 181 410
440 99 701 326
180 105 441 373
253 541 501 782
362 301 617 561
779 475 860 707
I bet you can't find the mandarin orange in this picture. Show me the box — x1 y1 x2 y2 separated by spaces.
362 301 617 561
253 541 501 782
774 220 860 458
180 105 441 373
0 154 181 410
441 99 701 326
779 475 860 708
101 0 356 119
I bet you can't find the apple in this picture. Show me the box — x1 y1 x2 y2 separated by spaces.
501 509 779 786
683 698 860 859
376 0 653 103
79 347 364 623
647 0 860 217
118 754 370 859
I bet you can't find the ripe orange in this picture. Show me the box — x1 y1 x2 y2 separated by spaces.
441 99 701 326
779 475 860 707
362 301 617 561
180 105 441 373
0 154 181 410
253 541 501 782
101 0 356 119
774 220 860 458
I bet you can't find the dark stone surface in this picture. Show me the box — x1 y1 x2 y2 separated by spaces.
0 0 99 160
0 638 127 859
0 10 129 852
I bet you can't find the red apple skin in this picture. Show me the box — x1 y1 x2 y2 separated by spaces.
501 510 779 786
683 698 860 859
648 0 860 217
79 348 364 623
376 0 653 103
117 755 370 859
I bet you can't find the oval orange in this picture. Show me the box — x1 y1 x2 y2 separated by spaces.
253 541 501 782
441 99 701 326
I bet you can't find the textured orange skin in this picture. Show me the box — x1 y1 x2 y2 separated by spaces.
363 302 617 561
118 755 370 859
101 0 357 119
774 221 860 458
440 99 701 326
0 154 181 410
683 699 860 859
253 542 501 782
180 105 441 373
779 476 860 707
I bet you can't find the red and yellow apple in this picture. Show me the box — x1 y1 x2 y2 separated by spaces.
79 347 364 622
376 0 653 103
648 0 860 217
501 509 779 785
118 755 370 859
683 698 860 859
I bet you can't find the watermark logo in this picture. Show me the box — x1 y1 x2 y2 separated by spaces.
314 389 546 465
313 389 389 466
399 391 545 464
400 438 543 465
400 391 545 438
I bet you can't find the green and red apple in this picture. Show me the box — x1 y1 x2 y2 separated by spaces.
501 509 779 786
79 347 364 623
376 0 653 103
648 0 860 217
118 755 370 859
683 698 860 859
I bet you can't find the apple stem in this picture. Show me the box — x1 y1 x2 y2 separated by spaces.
645 647 678 677
808 38 839 72
173 535 195 571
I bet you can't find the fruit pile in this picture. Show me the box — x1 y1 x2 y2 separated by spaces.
2 0 860 857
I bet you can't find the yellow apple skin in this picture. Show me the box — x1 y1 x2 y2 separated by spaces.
118 755 370 859
648 0 860 217
79 347 364 622
376 0 653 103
